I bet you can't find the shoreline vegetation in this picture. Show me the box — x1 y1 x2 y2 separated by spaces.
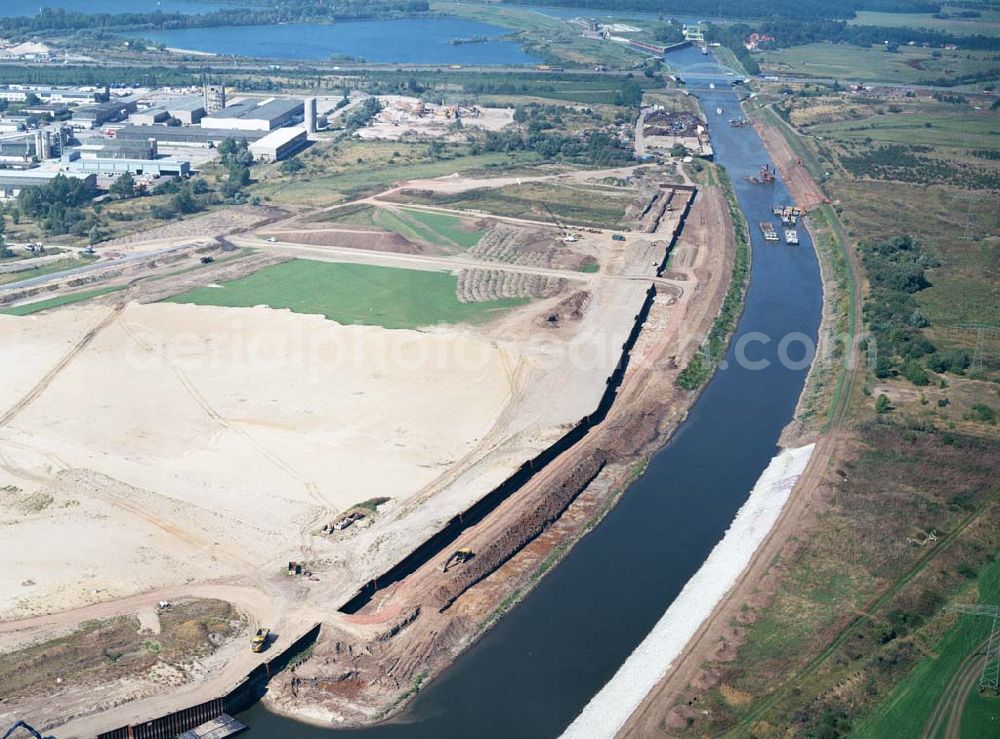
0 1 433 40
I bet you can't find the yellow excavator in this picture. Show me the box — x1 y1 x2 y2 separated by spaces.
442 548 475 572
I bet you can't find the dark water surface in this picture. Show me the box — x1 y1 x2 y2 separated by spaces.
142 18 540 64
238 45 823 738
2 0 231 16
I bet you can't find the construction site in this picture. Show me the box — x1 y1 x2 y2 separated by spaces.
0 158 734 736
638 108 713 159
355 96 514 140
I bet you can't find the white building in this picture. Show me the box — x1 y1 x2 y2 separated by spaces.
248 127 307 162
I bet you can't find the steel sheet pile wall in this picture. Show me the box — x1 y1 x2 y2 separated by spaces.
96 624 321 739
340 277 662 615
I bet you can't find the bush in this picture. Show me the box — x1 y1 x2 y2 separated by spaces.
902 359 929 387
969 404 996 424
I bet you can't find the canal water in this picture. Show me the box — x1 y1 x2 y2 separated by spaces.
238 44 822 737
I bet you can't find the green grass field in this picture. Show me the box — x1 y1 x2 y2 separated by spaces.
1 285 124 316
854 556 1000 738
960 690 1000 738
812 111 998 150
308 205 484 248
371 208 484 249
849 9 1000 37
165 260 528 329
760 43 999 85
394 181 629 229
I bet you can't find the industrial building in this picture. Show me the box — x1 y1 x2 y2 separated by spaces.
130 95 206 126
75 138 158 161
0 127 66 164
66 156 190 177
249 126 307 162
0 169 95 201
71 97 139 129
201 97 304 132
203 85 227 113
0 85 97 105
112 124 266 148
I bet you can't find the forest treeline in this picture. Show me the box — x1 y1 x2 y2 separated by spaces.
0 1 430 38
501 0 941 22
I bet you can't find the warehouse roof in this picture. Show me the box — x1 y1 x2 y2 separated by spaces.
250 126 307 149
208 97 302 122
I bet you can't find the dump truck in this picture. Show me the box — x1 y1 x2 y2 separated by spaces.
251 627 270 653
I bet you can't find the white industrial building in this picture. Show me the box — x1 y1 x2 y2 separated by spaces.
249 127 307 162
201 97 304 132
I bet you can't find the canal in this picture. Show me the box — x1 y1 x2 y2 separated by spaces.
238 45 823 738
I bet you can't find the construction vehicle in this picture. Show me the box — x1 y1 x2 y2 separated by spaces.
543 203 570 239
747 164 775 185
251 627 270 653
442 547 474 572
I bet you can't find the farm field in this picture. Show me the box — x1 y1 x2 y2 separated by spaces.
380 208 485 249
849 9 1000 37
310 205 485 248
166 259 528 329
759 43 1000 84
391 181 630 228
812 110 998 149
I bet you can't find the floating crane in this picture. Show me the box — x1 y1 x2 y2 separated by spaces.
747 164 775 184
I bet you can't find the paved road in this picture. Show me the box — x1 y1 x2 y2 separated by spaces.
0 244 190 296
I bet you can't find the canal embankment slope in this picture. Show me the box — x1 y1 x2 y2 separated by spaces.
565 442 815 739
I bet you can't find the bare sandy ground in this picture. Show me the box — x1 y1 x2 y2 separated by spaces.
0 165 700 734
0 302 518 620
356 96 514 140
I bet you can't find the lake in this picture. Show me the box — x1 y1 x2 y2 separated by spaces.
142 18 540 64
2 0 230 16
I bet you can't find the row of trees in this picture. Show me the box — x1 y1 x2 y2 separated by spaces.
735 18 1000 52
502 0 940 22
0 2 430 39
471 128 633 166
